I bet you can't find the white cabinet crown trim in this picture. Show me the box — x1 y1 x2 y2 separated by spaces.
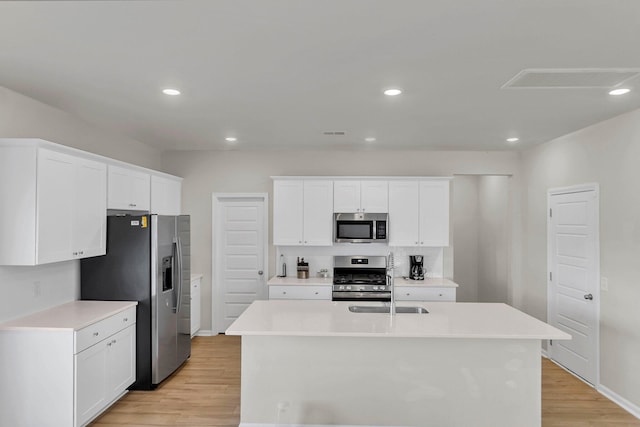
271 175 453 181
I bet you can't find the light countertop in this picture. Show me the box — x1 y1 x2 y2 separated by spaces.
225 300 570 340
268 276 458 288
268 276 334 286
0 300 137 332
394 277 458 287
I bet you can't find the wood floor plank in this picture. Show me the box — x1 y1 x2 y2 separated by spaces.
90 335 639 427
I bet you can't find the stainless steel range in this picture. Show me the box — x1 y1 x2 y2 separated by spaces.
332 256 390 301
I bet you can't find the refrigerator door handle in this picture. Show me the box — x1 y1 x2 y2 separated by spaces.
175 237 184 313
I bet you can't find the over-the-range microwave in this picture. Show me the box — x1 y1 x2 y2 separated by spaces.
334 212 388 244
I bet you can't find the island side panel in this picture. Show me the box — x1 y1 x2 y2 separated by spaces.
240 335 541 427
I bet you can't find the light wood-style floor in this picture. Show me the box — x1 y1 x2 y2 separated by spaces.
91 335 639 427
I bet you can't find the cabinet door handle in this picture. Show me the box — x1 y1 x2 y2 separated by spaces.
283 291 287 295
79 251 84 255
93 332 99 337
73 252 78 256
107 342 112 347
406 293 410 296
123 317 128 322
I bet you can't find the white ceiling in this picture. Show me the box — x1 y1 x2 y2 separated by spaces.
1 0 639 152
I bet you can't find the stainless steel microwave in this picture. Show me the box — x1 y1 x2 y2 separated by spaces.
334 213 388 243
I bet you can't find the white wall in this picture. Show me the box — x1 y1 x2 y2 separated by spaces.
161 149 521 332
452 175 510 303
452 176 479 302
477 175 510 303
520 107 640 409
0 87 161 323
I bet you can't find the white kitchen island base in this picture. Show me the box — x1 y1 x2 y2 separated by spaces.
241 336 540 427
227 301 570 427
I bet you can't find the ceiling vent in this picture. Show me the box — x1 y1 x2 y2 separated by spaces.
502 68 640 89
323 131 346 136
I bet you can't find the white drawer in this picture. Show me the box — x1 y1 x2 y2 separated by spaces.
269 285 331 300
75 306 136 353
395 287 456 302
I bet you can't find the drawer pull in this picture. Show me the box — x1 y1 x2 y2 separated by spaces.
107 342 112 347
123 317 128 322
283 291 287 295
406 293 410 296
315 292 319 295
93 332 99 337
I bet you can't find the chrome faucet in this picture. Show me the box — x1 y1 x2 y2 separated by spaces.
387 252 396 315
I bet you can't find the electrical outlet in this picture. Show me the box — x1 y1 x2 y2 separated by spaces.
33 281 41 297
600 277 609 291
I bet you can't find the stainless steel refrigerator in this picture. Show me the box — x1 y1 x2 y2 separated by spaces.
81 214 191 390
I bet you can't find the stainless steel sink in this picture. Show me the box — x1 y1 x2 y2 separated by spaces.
348 306 428 314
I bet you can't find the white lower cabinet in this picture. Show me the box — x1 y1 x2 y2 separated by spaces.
75 324 135 426
269 285 332 300
0 302 136 427
395 287 456 302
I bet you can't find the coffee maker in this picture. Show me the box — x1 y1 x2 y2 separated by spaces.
409 255 425 280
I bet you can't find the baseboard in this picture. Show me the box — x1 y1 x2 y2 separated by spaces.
541 347 549 358
598 384 640 420
195 329 215 337
240 424 405 427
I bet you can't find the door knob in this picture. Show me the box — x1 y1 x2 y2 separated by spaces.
584 294 593 300
258 270 264 275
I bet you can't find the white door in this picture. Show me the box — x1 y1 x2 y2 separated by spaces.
548 186 599 385
214 195 268 332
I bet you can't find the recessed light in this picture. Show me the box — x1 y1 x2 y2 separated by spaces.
609 88 630 96
506 137 519 143
225 137 237 143
162 88 181 96
383 88 402 96
365 137 376 143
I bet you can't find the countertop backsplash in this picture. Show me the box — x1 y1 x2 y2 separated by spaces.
275 246 444 279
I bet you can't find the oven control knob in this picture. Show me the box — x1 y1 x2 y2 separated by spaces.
372 286 378 291
346 286 352 291
338 285 344 291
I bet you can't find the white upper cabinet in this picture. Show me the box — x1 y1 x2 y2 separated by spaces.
388 181 420 246
151 175 182 215
273 180 304 245
419 180 450 247
107 165 151 211
389 179 450 247
0 143 107 265
333 180 388 213
273 179 333 246
302 180 334 245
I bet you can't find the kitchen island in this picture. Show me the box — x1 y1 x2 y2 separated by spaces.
226 300 570 427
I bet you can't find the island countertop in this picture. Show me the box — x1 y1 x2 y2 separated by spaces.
225 300 570 340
